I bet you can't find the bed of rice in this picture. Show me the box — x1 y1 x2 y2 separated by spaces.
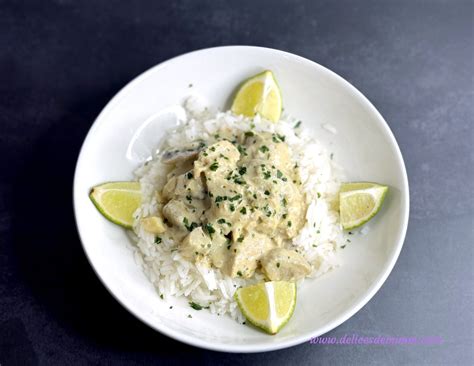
130 97 345 322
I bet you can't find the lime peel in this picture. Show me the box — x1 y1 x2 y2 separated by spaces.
231 70 282 122
89 181 141 229
339 182 388 230
235 281 296 334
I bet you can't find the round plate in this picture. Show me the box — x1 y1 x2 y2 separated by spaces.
73 46 409 353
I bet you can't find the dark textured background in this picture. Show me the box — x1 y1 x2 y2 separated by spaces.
0 0 473 365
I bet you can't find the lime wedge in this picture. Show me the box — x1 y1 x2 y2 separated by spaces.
235 281 296 334
231 70 282 122
339 182 388 230
89 182 141 229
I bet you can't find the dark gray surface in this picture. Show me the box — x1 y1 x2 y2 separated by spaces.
0 0 473 365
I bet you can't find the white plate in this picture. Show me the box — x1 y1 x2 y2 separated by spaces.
73 46 409 353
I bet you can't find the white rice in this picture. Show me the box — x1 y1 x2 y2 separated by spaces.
130 96 345 321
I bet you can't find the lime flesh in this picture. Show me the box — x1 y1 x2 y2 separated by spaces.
339 182 388 230
89 181 141 229
235 281 296 334
231 70 282 122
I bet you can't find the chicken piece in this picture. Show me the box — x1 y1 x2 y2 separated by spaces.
179 227 212 261
194 140 240 177
261 248 311 281
227 231 274 278
162 199 201 231
141 216 166 234
161 176 177 201
161 142 205 165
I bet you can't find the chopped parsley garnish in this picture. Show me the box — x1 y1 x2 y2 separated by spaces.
244 131 254 137
210 146 216 152
281 197 287 207
317 192 321 198
154 237 162 244
217 218 226 224
234 177 246 185
294 120 302 128
160 294 164 299
186 195 192 202
205 223 215 236
229 204 235 211
276 262 280 268
209 161 219 171
237 235 244 243
238 166 247 175
215 195 227 203
198 141 206 148
240 207 247 214
186 172 193 179
229 194 242 201
264 190 270 196
237 271 243 277
263 171 271 179
277 170 283 179
183 218 198 232
259 145 269 153
237 144 247 156
189 302 207 310
287 221 292 227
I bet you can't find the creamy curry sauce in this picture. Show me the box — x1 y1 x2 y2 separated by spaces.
141 129 312 281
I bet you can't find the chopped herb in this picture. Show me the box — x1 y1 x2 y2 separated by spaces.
244 131 254 137
240 207 247 214
189 302 204 310
234 177 246 185
259 145 269 153
253 193 257 199
238 166 247 175
198 141 206 148
341 245 346 249
214 134 220 139
186 172 193 179
237 144 247 156
183 217 189 226
282 213 287 219
209 162 219 171
187 314 192 318
263 171 271 179
276 262 281 268
346 239 351 243
287 221 292 227
160 294 164 299
264 190 270 196
237 271 243 277
277 134 285 142
229 194 242 201
186 195 192 202
237 235 244 243
316 230 320 234
205 223 215 236
281 198 287 207
215 195 228 203
210 146 216 152
294 120 302 128
317 192 321 198
277 170 283 179
272 135 280 143
348 231 353 235
154 237 162 244
330 153 334 160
